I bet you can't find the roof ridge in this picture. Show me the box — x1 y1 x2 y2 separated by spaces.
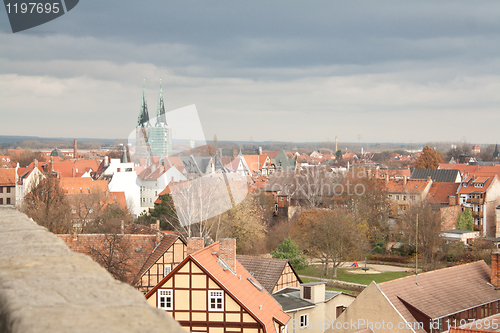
237 254 287 261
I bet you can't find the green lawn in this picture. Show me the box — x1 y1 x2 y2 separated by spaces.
297 265 413 285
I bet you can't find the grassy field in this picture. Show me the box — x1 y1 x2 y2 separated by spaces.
297 265 413 285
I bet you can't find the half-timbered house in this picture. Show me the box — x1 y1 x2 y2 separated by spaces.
146 238 290 333
134 230 186 293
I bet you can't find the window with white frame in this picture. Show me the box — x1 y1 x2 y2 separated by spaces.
164 265 172 277
158 289 173 310
300 314 308 328
209 290 224 311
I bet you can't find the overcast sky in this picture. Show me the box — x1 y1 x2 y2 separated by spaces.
1 1 500 144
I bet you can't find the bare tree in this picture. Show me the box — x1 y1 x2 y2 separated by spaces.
168 174 246 240
401 202 443 271
88 234 134 282
22 175 72 233
292 208 365 277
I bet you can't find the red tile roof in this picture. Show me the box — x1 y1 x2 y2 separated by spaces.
59 177 108 194
440 164 500 176
375 168 411 179
146 241 289 333
261 151 279 159
138 166 169 181
449 329 497 333
165 156 185 173
382 178 431 193
109 191 127 208
426 182 460 204
459 175 497 195
244 155 270 175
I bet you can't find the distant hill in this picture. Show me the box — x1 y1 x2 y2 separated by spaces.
0 136 125 149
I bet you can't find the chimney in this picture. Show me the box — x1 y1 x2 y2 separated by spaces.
73 231 77 240
156 219 160 231
259 147 262 155
156 230 162 245
385 175 389 185
121 220 124 234
491 252 500 288
403 176 407 185
74 139 78 159
187 237 205 256
233 148 238 158
427 176 432 182
104 156 109 168
34 159 38 169
219 238 236 273
448 195 456 206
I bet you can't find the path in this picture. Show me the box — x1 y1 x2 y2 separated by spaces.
299 275 367 288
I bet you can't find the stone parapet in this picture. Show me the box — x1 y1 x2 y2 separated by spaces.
0 207 184 333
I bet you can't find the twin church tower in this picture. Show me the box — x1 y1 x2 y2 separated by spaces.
135 81 172 157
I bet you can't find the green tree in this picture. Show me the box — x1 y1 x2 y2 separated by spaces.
271 237 307 270
456 208 473 231
335 150 343 160
137 194 181 232
414 146 443 169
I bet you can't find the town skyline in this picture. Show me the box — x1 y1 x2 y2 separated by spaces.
1 1 500 143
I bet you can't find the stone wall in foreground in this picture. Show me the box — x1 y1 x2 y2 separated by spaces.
0 206 185 333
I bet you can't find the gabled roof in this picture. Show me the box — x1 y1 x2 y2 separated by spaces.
0 168 16 186
378 261 500 329
375 168 411 179
109 191 127 208
138 165 169 181
147 242 290 333
244 155 270 175
59 177 108 194
426 182 460 204
236 255 302 293
459 175 497 195
134 233 184 284
261 151 279 159
165 156 185 173
382 178 432 194
411 169 461 183
74 159 100 173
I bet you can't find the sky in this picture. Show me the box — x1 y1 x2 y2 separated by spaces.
1 1 500 144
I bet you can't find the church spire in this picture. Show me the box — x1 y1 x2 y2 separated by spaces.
137 80 150 127
156 79 166 126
